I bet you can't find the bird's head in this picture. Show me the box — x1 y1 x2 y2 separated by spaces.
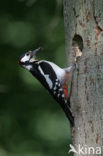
18 47 41 70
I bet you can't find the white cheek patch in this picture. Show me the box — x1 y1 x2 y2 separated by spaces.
38 66 53 89
21 55 30 62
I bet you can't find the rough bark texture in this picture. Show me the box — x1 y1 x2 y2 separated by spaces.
63 0 103 155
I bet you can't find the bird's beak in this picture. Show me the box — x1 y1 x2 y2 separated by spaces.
31 47 42 57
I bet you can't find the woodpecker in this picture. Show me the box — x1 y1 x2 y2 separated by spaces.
18 47 74 126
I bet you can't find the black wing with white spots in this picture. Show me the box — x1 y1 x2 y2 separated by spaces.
35 61 74 126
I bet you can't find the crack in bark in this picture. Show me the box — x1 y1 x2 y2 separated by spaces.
73 8 79 18
87 40 91 48
79 22 85 27
92 1 103 55
86 12 90 22
94 16 103 41
92 1 103 41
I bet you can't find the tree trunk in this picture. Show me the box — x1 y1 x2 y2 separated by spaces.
63 0 103 155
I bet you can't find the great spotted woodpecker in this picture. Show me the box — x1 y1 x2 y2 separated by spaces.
18 47 74 126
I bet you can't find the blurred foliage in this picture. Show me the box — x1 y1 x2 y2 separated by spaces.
0 0 73 156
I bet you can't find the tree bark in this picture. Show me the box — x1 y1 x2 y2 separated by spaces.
63 0 103 155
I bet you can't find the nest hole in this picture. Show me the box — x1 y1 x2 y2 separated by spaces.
72 34 83 59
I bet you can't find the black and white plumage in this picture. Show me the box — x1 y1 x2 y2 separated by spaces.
18 47 74 126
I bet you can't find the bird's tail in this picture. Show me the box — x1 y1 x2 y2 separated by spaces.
60 100 74 127
64 104 74 127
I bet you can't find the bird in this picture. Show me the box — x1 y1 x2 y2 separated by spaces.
18 47 74 126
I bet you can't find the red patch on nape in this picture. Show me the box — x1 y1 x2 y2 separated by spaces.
62 84 68 99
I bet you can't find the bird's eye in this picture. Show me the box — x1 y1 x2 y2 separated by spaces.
26 53 29 56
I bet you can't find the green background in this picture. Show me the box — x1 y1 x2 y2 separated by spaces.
0 0 72 156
